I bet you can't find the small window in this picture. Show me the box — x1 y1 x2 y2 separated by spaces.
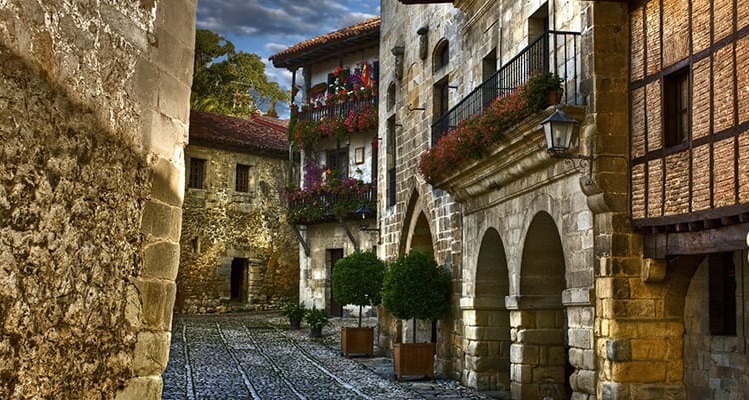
433 40 449 72
188 158 206 189
664 68 690 148
387 83 397 111
326 148 349 178
235 164 250 192
709 252 737 336
387 117 397 207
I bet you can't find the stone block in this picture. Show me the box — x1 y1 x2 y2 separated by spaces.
601 381 630 400
133 331 171 376
510 363 533 383
510 344 538 364
150 152 184 208
141 200 182 241
143 241 180 281
510 310 534 328
568 328 593 349
606 339 631 362
517 329 563 345
135 278 176 330
611 360 667 382
574 369 597 394
115 376 163 400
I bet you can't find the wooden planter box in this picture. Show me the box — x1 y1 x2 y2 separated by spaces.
340 327 374 357
393 342 435 380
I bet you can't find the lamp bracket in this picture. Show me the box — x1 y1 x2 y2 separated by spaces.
550 152 594 186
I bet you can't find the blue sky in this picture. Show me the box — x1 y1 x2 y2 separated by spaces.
196 0 381 118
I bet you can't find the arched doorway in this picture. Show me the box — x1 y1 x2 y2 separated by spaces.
464 228 511 393
511 211 571 399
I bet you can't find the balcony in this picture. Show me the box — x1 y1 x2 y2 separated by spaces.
286 180 376 225
432 30 582 144
295 96 377 123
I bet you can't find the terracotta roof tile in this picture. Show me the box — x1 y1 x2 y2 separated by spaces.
189 110 288 155
269 17 380 68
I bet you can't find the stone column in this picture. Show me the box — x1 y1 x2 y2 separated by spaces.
460 296 511 392
507 296 567 400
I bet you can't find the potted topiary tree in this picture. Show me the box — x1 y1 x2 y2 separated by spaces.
332 251 385 357
282 302 307 330
304 305 330 338
381 250 451 380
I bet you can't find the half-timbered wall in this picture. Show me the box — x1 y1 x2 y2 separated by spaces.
629 0 749 228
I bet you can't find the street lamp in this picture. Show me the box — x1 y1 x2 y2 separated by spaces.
540 106 594 185
354 205 379 232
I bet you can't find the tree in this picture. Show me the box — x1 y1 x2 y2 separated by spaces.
191 29 286 118
331 251 385 327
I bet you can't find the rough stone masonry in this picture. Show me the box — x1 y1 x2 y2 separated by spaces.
0 1 196 398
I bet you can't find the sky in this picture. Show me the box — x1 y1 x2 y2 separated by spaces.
196 0 381 118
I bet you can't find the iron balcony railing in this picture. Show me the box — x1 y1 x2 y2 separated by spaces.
296 96 377 122
287 182 376 224
431 30 582 144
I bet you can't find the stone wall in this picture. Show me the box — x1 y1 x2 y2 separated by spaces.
378 0 464 378
177 144 299 313
0 1 195 398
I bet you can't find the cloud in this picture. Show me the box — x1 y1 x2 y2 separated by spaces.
196 0 379 116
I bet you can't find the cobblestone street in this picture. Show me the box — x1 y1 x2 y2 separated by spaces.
163 313 499 400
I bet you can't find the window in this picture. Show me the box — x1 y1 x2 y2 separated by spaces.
326 148 349 178
387 82 396 111
709 252 737 336
235 164 250 192
433 40 449 72
188 158 206 189
664 68 690 148
387 117 396 207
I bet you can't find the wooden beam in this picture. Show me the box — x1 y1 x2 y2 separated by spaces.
643 223 749 258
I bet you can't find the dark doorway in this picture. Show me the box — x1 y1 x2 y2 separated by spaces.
230 258 248 302
328 249 344 317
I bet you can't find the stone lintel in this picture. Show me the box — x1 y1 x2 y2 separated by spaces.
460 296 506 310
505 295 562 310
562 287 595 306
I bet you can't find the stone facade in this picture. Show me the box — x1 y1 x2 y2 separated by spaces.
176 111 299 314
0 1 194 399
383 0 749 399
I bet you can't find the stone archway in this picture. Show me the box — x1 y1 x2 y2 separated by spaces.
510 211 570 400
463 228 511 393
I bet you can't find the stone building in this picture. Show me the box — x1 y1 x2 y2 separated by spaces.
176 111 299 314
0 1 195 399
380 0 749 399
270 18 381 315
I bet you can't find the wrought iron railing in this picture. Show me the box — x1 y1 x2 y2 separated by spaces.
296 96 377 122
287 182 376 224
431 30 582 143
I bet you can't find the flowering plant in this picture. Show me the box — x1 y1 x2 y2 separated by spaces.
286 177 376 225
418 73 560 184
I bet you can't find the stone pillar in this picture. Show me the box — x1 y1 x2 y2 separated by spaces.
460 296 511 392
117 0 195 398
507 296 567 400
563 289 596 400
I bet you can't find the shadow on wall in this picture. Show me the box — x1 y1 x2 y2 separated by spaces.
0 44 158 398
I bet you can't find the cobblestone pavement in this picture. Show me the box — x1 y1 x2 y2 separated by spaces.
163 312 501 400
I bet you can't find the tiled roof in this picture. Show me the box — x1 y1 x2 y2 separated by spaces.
189 110 288 155
269 17 380 68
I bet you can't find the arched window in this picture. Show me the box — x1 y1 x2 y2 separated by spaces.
433 39 449 72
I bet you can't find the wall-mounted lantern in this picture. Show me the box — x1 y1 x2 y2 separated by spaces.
541 106 594 185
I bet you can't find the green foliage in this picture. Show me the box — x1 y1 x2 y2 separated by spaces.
381 251 451 322
191 29 287 118
524 72 563 111
303 305 331 329
332 251 385 327
281 302 306 321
